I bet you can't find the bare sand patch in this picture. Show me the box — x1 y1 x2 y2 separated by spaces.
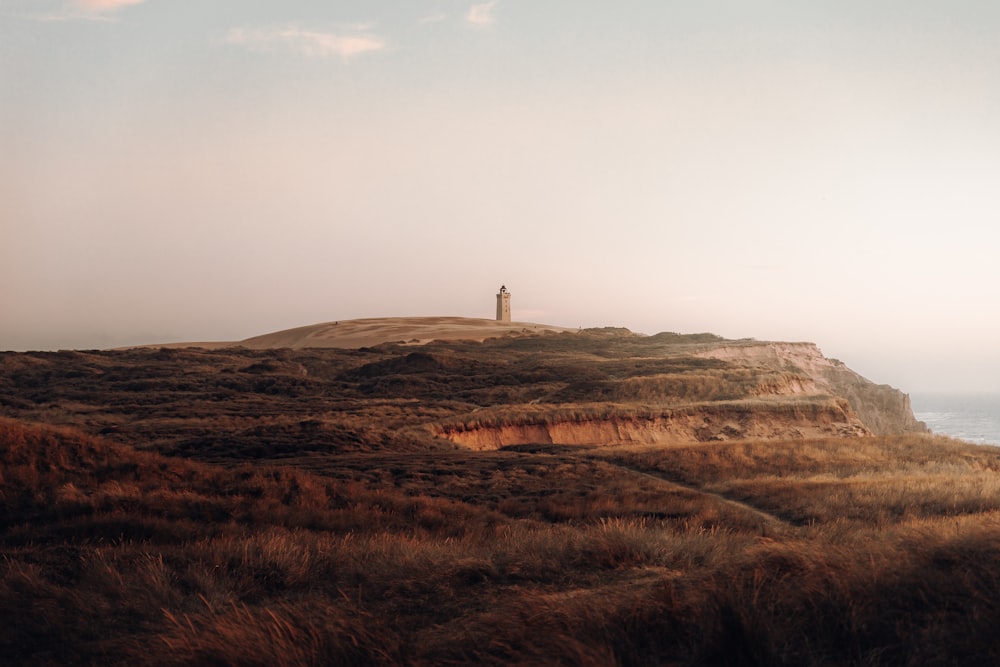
130 317 575 350
238 317 574 349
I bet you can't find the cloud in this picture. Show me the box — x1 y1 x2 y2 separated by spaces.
25 11 115 22
418 13 448 25
466 1 497 27
224 26 386 59
22 0 143 21
76 0 144 9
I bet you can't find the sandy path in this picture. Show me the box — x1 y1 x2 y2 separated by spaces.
609 462 795 535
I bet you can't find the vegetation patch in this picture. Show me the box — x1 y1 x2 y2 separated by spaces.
0 330 964 664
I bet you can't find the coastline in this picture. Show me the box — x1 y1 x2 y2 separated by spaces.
911 392 1000 446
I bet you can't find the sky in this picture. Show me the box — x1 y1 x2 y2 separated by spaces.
3 1 1000 393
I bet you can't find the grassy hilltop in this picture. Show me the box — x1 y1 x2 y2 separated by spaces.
2 325 998 665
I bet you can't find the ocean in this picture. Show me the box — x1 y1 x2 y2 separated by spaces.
910 393 1000 446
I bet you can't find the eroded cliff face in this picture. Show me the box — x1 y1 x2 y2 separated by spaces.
694 343 927 436
434 337 924 450
439 399 869 450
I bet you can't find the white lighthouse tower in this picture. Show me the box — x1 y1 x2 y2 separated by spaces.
496 285 511 322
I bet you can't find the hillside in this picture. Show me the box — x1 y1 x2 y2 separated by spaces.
6 415 1000 665
4 325 922 459
141 316 575 350
3 323 973 666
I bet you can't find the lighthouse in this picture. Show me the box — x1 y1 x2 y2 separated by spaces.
496 285 511 322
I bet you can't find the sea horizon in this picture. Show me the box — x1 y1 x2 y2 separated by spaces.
910 392 1000 446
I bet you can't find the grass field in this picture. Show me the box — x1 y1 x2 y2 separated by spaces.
4 417 1000 665
3 332 981 665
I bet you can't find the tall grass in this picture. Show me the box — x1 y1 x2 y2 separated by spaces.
7 419 1000 664
435 395 854 434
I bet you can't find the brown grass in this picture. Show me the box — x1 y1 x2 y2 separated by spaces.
4 415 1000 665
596 435 1000 526
0 335 975 664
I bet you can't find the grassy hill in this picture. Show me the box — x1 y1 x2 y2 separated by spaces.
5 419 1000 665
5 327 994 665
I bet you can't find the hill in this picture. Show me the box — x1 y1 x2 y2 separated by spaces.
116 318 923 447
142 316 575 350
6 324 983 665
4 327 923 459
7 415 1000 665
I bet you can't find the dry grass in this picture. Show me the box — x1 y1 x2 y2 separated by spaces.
597 435 1000 527
4 416 1000 665
0 335 980 664
434 396 854 434
0 334 902 458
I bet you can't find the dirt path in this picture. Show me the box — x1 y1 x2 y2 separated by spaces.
608 462 795 535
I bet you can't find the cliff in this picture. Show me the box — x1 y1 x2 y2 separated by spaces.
103 318 926 452
438 398 870 450
693 342 926 436
430 332 926 450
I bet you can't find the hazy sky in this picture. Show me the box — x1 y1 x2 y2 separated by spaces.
3 1 1000 392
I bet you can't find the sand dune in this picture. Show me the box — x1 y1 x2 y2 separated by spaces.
238 317 574 349
141 317 574 351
